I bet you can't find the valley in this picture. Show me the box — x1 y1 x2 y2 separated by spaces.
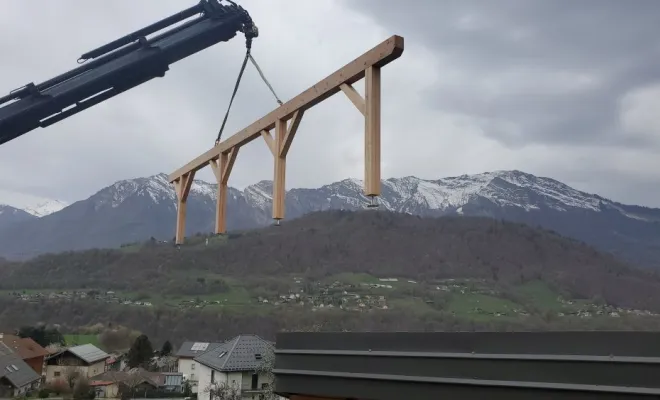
5 274 659 321
3 210 660 345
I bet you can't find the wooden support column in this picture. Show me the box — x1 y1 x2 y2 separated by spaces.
270 111 304 221
364 65 381 198
173 171 195 245
209 147 239 234
272 119 287 221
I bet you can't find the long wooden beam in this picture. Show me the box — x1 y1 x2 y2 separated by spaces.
168 35 404 182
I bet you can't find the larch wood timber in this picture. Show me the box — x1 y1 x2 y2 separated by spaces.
261 129 276 156
280 110 304 157
209 148 238 234
339 83 366 116
173 171 195 244
364 66 381 197
167 34 404 242
272 119 287 220
167 34 404 181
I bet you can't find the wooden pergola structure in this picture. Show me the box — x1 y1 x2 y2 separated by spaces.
168 35 405 244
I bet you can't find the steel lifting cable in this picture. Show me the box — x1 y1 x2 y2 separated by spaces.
215 46 284 145
215 47 251 145
249 54 283 106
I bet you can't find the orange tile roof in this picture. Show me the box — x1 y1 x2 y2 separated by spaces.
0 334 49 360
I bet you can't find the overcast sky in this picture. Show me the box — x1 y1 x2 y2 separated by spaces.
1 0 660 208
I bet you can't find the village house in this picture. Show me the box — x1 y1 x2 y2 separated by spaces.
105 352 128 372
44 344 109 383
0 343 41 398
89 368 183 398
0 333 49 376
175 341 223 393
195 334 280 400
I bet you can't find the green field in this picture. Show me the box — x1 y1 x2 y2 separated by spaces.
4 272 610 323
446 293 521 320
64 334 101 347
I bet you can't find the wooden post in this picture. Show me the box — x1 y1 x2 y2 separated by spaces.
173 171 195 244
209 147 239 234
272 119 287 221
364 65 381 198
270 111 304 221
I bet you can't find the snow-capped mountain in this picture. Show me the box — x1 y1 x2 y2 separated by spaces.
22 199 68 217
0 170 659 267
0 196 67 229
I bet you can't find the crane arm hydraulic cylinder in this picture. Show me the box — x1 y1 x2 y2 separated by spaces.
0 0 258 146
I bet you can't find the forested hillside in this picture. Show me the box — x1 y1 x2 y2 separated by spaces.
2 211 660 345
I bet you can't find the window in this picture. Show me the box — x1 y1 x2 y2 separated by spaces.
54 371 61 377
190 374 195 381
251 373 258 390
191 362 195 370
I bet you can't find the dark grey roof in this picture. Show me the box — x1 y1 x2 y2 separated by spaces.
194 335 273 372
175 341 223 358
0 342 11 356
0 352 40 388
68 344 109 364
273 332 660 400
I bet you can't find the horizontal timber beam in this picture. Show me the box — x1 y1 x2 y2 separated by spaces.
168 34 404 182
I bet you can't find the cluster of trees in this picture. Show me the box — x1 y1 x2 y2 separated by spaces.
17 325 65 347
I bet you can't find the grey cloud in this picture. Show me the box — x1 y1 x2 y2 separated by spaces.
0 0 395 203
346 0 660 148
3 0 660 210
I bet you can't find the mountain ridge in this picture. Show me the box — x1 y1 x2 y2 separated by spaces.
0 198 68 218
0 170 659 267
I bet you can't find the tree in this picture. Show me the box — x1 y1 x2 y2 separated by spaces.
255 348 277 400
99 326 140 352
73 377 95 400
106 370 146 400
17 325 65 347
160 340 173 356
57 358 83 391
205 381 242 400
127 334 154 369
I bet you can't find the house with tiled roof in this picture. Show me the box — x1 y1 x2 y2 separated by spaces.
0 333 49 375
194 335 280 400
44 344 109 383
175 341 224 393
89 368 182 398
0 342 41 398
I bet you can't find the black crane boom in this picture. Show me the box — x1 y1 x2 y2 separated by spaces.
0 0 258 146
